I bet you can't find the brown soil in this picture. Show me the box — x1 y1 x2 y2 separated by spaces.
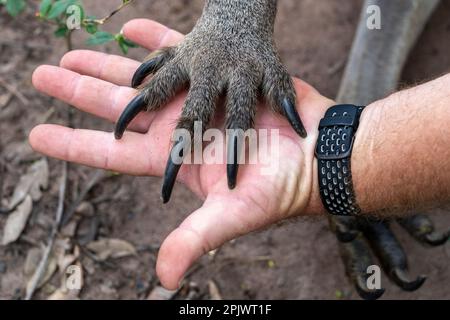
0 0 449 300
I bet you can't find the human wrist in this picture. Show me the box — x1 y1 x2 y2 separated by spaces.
351 73 450 215
299 103 336 217
350 101 380 214
304 73 450 217
302 157 328 216
303 102 374 216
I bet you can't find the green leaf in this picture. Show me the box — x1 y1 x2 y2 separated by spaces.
86 31 115 46
115 33 139 48
39 0 53 17
84 23 98 34
47 0 77 19
83 16 98 35
114 33 138 55
115 33 139 52
118 41 129 55
122 38 139 48
6 0 26 17
54 25 69 37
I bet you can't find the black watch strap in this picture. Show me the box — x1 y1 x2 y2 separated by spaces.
315 104 365 216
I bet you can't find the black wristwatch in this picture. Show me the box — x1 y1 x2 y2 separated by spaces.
315 104 365 216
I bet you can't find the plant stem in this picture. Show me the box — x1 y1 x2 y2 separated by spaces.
66 30 73 51
85 0 135 25
25 161 68 300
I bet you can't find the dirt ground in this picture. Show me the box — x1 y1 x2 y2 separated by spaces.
0 0 449 300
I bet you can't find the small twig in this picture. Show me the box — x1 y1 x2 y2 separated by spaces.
84 0 135 25
65 30 73 51
78 244 117 269
0 159 7 214
76 215 100 246
37 106 55 124
0 77 29 106
25 162 68 300
19 235 41 247
90 184 121 205
184 263 203 279
327 58 346 76
61 170 108 226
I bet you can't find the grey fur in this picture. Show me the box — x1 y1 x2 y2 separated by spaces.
135 0 298 136
119 0 306 194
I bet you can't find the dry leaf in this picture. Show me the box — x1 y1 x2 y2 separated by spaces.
41 283 58 295
24 248 41 276
75 201 95 217
1 195 33 245
208 280 223 300
0 92 12 108
57 245 80 272
60 219 79 238
147 286 177 300
8 158 49 209
81 256 96 275
24 247 57 290
54 238 79 271
99 282 118 297
86 238 137 261
3 141 35 164
2 159 49 245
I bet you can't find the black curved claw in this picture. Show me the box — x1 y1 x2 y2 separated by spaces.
329 216 359 243
115 94 146 139
337 230 359 243
161 139 187 204
397 214 450 247
336 230 359 242
391 268 426 292
132 58 159 88
227 133 240 190
281 97 307 138
423 231 450 246
360 219 427 292
338 236 385 300
354 278 385 300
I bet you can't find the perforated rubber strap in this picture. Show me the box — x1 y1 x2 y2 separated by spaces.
315 104 365 216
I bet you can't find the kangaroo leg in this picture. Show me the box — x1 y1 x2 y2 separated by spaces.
331 0 442 299
337 0 440 105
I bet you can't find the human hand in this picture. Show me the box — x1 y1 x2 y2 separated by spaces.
29 19 333 290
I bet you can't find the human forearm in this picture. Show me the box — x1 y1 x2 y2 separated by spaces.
305 74 450 217
352 73 450 215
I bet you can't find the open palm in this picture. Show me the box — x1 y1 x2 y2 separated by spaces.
30 19 332 289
